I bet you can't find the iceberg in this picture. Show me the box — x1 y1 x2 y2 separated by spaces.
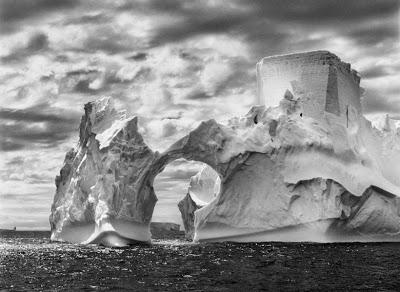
50 51 400 246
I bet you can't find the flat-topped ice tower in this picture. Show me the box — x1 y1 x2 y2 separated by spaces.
257 51 362 121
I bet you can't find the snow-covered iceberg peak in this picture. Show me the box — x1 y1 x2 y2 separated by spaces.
78 96 130 149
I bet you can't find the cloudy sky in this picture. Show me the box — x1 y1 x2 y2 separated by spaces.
0 0 399 230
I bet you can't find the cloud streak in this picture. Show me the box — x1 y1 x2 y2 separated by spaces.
0 105 80 151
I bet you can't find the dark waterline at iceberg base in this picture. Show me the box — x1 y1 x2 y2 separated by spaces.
2 232 400 291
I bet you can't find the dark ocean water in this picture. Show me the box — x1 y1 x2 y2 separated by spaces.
1 231 400 291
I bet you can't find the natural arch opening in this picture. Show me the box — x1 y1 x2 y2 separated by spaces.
151 158 220 240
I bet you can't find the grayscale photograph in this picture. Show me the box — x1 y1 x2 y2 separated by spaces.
0 0 399 291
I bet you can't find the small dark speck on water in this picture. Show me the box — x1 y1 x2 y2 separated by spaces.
1 231 400 291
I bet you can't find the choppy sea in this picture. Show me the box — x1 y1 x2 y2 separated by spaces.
1 231 400 291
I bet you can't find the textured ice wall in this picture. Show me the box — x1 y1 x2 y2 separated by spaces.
257 51 361 122
192 106 400 242
50 97 159 246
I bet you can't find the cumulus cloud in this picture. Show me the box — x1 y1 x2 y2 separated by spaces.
0 0 78 21
1 32 49 62
363 90 400 114
0 105 80 151
0 0 79 34
362 67 392 80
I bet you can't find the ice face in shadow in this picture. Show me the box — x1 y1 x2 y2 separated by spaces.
50 51 400 245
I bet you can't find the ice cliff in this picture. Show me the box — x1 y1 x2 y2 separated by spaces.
49 98 159 246
50 51 400 246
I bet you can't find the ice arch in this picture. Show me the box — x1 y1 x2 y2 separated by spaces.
49 97 246 246
176 164 221 240
152 160 219 239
